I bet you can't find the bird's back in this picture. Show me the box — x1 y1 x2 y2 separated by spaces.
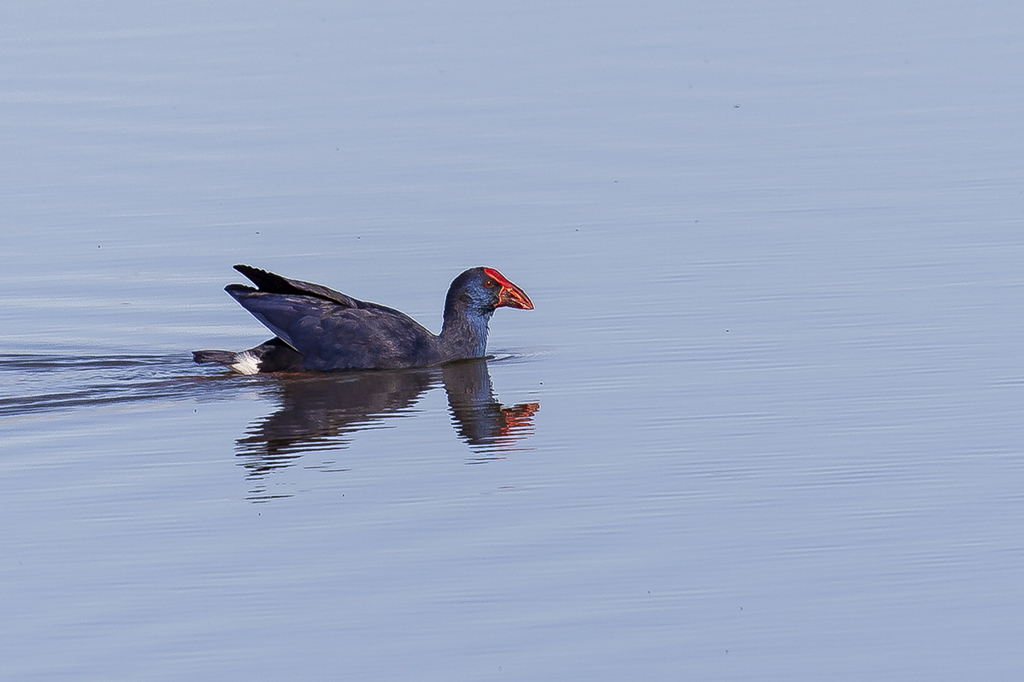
227 287 441 370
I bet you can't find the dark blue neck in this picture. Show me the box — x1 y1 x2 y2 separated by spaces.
439 307 493 359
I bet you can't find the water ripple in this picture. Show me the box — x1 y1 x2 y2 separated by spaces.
0 353 240 417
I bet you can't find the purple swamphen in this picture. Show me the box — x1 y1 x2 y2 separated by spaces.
193 265 533 373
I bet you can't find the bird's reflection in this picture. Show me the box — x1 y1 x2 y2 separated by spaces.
235 358 538 497
442 360 539 460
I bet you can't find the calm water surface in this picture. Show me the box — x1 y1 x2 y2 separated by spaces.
2 1 1024 680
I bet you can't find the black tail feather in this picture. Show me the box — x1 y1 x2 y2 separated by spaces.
192 350 238 366
192 338 305 374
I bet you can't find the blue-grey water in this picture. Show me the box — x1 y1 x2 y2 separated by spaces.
3 1 1024 680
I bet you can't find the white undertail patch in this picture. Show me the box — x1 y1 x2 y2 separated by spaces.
230 350 261 375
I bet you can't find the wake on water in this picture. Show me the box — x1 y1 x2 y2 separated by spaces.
0 353 247 417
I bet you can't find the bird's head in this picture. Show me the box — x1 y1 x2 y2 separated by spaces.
444 267 533 319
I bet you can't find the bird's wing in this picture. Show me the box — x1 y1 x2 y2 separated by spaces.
233 264 364 309
225 288 438 370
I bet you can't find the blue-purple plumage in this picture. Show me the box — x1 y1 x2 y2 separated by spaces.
193 265 533 374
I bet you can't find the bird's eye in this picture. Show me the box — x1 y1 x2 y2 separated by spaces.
483 279 495 288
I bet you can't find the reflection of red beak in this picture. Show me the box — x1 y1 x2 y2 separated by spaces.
483 268 534 310
496 402 540 437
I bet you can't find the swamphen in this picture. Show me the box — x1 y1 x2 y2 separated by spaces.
193 265 533 374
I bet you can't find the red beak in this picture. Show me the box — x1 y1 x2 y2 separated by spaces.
499 283 534 310
484 268 534 310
